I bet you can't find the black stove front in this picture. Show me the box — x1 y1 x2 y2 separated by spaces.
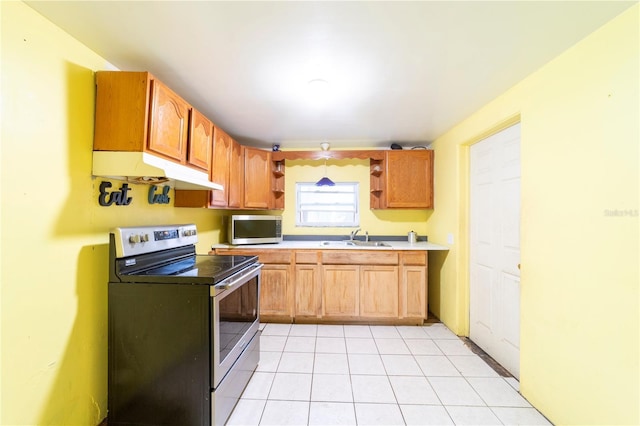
107 224 261 426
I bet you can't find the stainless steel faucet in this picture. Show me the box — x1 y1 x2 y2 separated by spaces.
350 228 361 241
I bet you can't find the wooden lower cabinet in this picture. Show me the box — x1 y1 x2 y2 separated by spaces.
322 265 360 319
214 248 427 324
213 248 293 321
260 264 291 320
294 264 321 318
360 266 399 319
400 251 428 320
401 266 427 319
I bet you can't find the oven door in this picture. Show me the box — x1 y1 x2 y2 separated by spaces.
211 263 262 388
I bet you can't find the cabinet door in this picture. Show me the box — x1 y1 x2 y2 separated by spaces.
295 265 321 317
401 266 427 319
322 265 359 318
94 71 151 151
385 150 434 208
260 265 291 318
360 266 399 318
244 147 271 209
210 127 232 207
148 80 189 162
187 108 212 172
227 140 243 208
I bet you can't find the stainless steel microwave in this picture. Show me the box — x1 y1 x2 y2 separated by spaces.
228 215 283 245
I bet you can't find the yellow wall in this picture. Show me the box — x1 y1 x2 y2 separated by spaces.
0 3 226 424
281 159 431 237
3 1 638 425
427 5 639 425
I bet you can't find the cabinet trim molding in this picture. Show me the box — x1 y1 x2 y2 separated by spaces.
272 150 384 161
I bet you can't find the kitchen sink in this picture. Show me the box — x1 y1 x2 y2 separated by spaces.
350 240 391 247
319 240 355 247
319 240 391 248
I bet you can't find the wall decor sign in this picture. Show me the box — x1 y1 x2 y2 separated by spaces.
99 181 132 206
148 185 171 204
98 181 172 206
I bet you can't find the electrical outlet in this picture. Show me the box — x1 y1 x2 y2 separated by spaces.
447 233 454 244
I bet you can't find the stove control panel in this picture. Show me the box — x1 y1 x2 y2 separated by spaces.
128 233 150 244
112 224 198 258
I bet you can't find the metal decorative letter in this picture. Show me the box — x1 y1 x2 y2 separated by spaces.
99 181 133 206
148 185 171 204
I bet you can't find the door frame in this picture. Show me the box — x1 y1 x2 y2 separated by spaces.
458 114 521 336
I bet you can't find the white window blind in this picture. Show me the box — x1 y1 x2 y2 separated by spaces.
296 182 359 227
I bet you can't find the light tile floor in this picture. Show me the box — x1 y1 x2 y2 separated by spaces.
226 323 552 426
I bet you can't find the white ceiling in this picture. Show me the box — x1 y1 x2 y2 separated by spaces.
26 1 636 149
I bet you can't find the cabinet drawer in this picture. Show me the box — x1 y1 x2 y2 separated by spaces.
214 249 291 264
322 251 398 265
295 251 319 264
401 252 427 266
257 251 291 264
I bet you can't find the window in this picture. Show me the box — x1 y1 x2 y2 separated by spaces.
296 182 359 227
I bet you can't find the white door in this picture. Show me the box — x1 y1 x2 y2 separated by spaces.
469 122 521 378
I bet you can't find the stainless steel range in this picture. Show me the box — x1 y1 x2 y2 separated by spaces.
107 224 262 426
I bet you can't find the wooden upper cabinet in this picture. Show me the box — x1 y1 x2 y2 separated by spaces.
228 140 244 208
147 79 190 162
384 150 434 209
187 108 213 172
176 138 266 210
94 71 151 152
175 129 243 209
94 71 213 174
243 147 272 209
209 126 232 207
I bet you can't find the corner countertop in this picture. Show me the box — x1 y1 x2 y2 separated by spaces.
212 240 449 251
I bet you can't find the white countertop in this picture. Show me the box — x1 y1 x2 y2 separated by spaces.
212 240 449 251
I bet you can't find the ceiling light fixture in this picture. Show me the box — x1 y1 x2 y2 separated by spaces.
315 159 335 186
308 78 329 89
307 79 330 104
316 142 335 186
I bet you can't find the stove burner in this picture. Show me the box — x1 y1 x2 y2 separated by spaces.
110 224 258 285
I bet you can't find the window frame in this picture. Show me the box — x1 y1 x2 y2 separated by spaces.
295 182 360 227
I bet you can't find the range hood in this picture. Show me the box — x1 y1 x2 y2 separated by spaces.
92 151 223 191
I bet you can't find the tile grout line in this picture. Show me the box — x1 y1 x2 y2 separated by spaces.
407 326 456 425
250 323 545 425
306 334 315 426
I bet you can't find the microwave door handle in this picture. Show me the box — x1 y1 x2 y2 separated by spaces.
214 263 263 292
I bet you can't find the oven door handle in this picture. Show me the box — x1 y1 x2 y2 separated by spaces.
213 263 263 293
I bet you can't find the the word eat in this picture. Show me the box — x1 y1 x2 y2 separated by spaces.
99 181 132 206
